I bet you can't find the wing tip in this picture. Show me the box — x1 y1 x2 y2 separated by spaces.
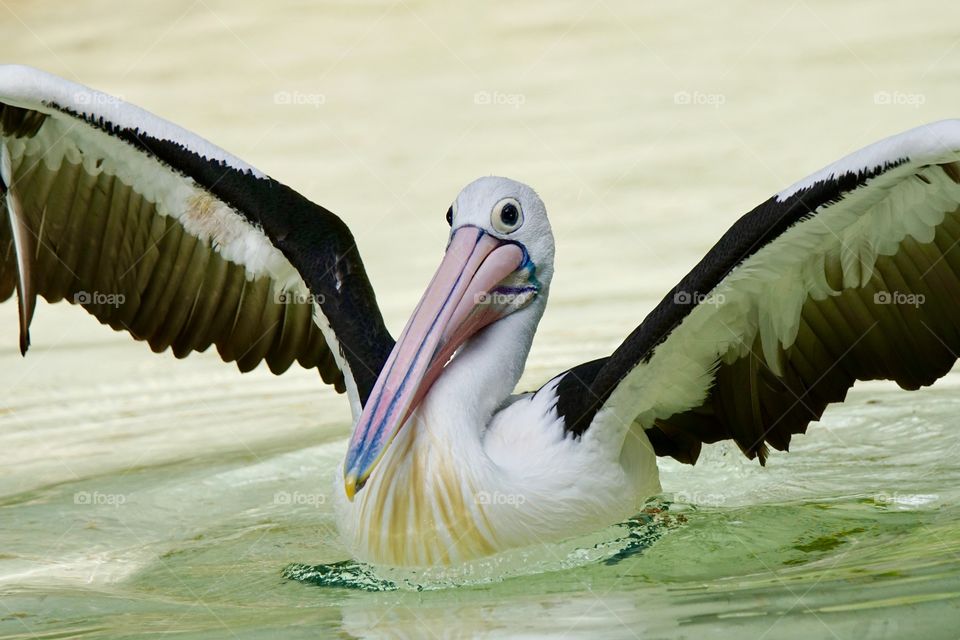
14 277 34 357
18 325 29 356
2 142 36 358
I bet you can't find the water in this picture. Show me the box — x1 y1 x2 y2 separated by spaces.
2 1 960 637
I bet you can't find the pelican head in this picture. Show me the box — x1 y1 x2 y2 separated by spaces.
343 176 554 499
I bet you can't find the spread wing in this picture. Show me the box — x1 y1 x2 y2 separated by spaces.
0 65 394 414
547 120 960 463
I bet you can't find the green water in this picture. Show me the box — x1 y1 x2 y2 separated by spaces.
2 378 958 638
2 0 960 637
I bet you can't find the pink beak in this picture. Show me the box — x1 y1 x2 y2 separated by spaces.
343 226 538 499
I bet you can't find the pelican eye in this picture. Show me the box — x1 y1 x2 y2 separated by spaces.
491 198 523 234
446 200 457 227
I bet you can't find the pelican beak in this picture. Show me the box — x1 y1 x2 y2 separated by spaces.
343 225 539 499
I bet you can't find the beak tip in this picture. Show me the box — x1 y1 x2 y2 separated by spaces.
344 471 367 502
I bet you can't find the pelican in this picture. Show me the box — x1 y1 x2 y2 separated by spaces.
2 66 959 567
